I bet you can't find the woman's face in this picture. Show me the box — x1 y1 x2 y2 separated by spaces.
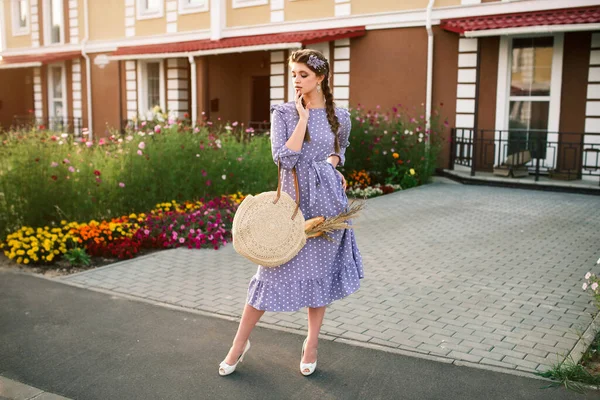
290 62 323 95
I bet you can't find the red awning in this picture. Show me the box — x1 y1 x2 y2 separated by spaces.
441 6 600 34
112 26 366 57
0 51 81 68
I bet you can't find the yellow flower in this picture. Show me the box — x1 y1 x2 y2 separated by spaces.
23 258 29 264
410 168 415 175
392 153 399 159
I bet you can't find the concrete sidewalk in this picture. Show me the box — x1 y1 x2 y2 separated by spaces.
1 270 599 400
61 180 600 374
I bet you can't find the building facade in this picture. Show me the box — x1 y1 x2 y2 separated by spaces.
0 0 599 180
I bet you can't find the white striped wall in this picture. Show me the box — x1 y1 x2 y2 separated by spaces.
271 0 283 23
126 61 138 119
335 0 351 17
583 32 600 180
455 38 478 129
125 0 135 38
270 50 285 106
333 39 350 108
33 68 42 119
166 0 178 33
72 59 82 126
30 0 39 47
167 58 189 118
68 0 79 44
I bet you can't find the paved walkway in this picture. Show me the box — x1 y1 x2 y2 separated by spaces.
61 178 600 374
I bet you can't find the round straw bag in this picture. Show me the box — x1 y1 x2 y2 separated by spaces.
232 160 306 267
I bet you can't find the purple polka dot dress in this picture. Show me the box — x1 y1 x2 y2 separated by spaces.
246 101 364 312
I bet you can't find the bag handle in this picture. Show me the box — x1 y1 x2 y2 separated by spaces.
274 159 301 220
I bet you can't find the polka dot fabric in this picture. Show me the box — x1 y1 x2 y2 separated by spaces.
246 102 364 312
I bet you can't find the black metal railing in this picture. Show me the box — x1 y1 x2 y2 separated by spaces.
12 116 83 135
450 128 600 186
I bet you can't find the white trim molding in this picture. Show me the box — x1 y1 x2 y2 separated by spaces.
71 58 82 127
270 0 283 24
137 59 166 118
232 0 267 9
335 0 350 18
46 62 68 123
583 32 600 180
178 0 208 14
166 57 189 117
166 0 178 33
11 0 30 36
33 67 42 118
125 0 135 37
0 0 7 51
136 0 164 20
465 23 600 38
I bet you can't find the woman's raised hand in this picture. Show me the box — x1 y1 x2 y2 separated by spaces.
295 89 310 121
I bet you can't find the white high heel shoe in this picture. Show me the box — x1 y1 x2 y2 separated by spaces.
300 338 317 376
219 340 251 376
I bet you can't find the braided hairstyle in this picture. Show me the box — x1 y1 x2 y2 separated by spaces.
288 49 340 153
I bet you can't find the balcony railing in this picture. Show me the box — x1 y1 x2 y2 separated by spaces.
12 116 83 135
450 129 600 186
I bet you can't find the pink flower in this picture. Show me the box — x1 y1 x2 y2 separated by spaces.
201 170 207 177
119 182 125 187
63 158 70 164
154 125 161 133
86 141 93 147
144 229 150 235
190 229 195 234
137 150 143 156
50 162 58 167
206 180 211 186
98 138 106 145
179 238 185 244
138 142 145 150
68 166 75 173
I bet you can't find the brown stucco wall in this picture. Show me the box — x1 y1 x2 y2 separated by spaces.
0 69 34 130
432 27 459 171
350 27 428 112
207 51 270 124
558 31 592 173
90 53 120 137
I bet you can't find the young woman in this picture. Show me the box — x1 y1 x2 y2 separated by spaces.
219 49 364 377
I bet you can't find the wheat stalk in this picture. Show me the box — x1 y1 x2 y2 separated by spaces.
304 199 366 242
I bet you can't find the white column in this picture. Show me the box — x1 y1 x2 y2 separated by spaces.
167 58 189 118
125 61 138 119
68 0 79 44
583 32 600 181
271 0 283 22
30 0 39 47
270 51 286 106
335 0 350 17
166 0 178 33
125 0 136 37
72 59 83 134
33 68 43 119
332 39 350 108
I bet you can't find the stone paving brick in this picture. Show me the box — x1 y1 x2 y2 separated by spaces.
61 182 600 372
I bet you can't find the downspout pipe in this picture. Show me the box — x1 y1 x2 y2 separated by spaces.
425 0 435 138
81 0 93 139
188 55 197 126
425 0 435 175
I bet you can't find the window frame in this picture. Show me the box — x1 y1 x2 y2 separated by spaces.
42 0 64 45
137 59 166 120
47 62 68 128
178 0 208 14
136 0 165 20
231 0 268 9
11 0 30 37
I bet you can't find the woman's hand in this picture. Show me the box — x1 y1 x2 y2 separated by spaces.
295 89 310 121
335 169 347 191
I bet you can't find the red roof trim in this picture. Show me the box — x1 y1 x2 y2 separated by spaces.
441 6 600 34
0 51 81 65
112 26 366 57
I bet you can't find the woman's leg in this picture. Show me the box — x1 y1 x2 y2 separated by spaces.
223 303 265 365
303 306 326 365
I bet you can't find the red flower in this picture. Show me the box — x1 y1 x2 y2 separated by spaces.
51 175 58 181
93 170 101 176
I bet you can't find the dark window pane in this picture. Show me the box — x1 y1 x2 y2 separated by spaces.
510 37 553 96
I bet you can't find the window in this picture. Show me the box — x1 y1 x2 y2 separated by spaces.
137 0 164 19
11 0 29 36
178 0 208 13
507 37 554 158
232 0 268 9
43 0 64 44
47 64 67 130
138 61 165 119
